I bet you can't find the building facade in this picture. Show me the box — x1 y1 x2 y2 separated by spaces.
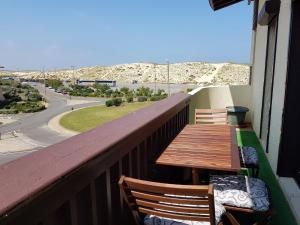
250 0 300 222
210 0 299 222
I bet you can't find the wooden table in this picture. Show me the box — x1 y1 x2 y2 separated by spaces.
156 124 240 184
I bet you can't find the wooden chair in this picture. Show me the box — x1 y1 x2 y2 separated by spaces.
119 176 240 225
238 146 260 178
195 109 260 178
195 109 228 125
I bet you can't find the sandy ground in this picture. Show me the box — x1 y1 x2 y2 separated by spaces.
66 99 100 106
0 116 16 125
48 110 80 136
0 132 46 153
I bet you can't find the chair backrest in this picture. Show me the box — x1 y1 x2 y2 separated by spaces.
195 108 227 125
119 176 216 225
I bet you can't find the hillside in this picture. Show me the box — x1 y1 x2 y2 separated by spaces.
0 62 250 86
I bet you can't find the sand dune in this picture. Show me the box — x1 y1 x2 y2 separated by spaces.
0 62 249 86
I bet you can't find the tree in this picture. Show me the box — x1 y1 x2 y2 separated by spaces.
94 84 111 94
120 87 129 95
0 88 5 101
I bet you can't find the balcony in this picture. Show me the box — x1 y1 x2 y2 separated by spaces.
0 86 297 225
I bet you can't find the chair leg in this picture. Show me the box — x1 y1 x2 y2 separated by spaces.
224 212 240 225
255 167 259 178
252 209 275 225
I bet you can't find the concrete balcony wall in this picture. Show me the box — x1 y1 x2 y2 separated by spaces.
188 85 252 124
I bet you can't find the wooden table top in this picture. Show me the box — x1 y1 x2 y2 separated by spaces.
156 124 240 172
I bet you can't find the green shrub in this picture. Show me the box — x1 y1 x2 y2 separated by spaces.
27 93 42 102
138 96 148 102
112 98 122 106
93 84 111 94
13 102 45 113
120 87 129 94
105 100 113 107
46 79 63 90
160 94 168 99
150 96 162 101
0 109 19 114
136 86 153 97
105 90 113 98
0 102 45 114
126 96 133 103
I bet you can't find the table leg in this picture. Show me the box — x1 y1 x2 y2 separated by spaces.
192 168 199 185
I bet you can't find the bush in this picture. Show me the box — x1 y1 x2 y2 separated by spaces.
112 98 122 106
27 93 42 102
120 87 129 94
136 87 153 97
0 109 19 114
126 96 133 103
13 102 46 113
105 90 113 98
138 96 148 102
94 84 111 94
0 102 46 114
105 100 113 107
46 79 63 90
150 96 162 101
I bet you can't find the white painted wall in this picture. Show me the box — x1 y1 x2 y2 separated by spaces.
189 85 252 124
250 0 268 137
251 1 300 223
267 0 291 173
251 0 292 170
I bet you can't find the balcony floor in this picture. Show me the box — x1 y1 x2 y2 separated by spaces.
237 130 298 225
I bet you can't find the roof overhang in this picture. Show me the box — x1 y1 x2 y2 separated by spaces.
257 0 280 25
209 0 244 11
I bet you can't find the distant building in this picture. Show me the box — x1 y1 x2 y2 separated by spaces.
76 79 116 87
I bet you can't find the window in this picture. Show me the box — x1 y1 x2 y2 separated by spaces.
259 16 278 152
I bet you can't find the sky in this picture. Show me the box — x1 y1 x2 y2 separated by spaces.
0 0 253 70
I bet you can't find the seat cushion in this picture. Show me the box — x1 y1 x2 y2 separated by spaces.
239 146 259 166
210 175 270 212
143 200 225 225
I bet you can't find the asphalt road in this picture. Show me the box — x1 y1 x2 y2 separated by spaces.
0 83 104 164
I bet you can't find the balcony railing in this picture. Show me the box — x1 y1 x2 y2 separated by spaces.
0 93 190 225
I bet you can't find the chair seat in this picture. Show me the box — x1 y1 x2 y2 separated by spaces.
239 146 259 166
144 200 226 225
210 175 270 212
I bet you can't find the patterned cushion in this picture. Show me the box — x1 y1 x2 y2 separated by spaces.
143 200 226 225
239 146 259 166
210 175 270 212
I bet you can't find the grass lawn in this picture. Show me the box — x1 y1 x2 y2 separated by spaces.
237 130 298 225
60 102 152 132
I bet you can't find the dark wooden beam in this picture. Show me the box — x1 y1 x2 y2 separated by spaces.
209 0 243 11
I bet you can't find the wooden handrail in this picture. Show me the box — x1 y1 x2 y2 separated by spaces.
0 93 190 225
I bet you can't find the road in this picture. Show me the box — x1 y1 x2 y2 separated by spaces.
0 83 105 164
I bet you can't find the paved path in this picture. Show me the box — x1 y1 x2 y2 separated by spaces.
0 83 104 164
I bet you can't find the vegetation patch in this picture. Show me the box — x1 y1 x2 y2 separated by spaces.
60 102 152 132
47 80 169 101
0 79 45 114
